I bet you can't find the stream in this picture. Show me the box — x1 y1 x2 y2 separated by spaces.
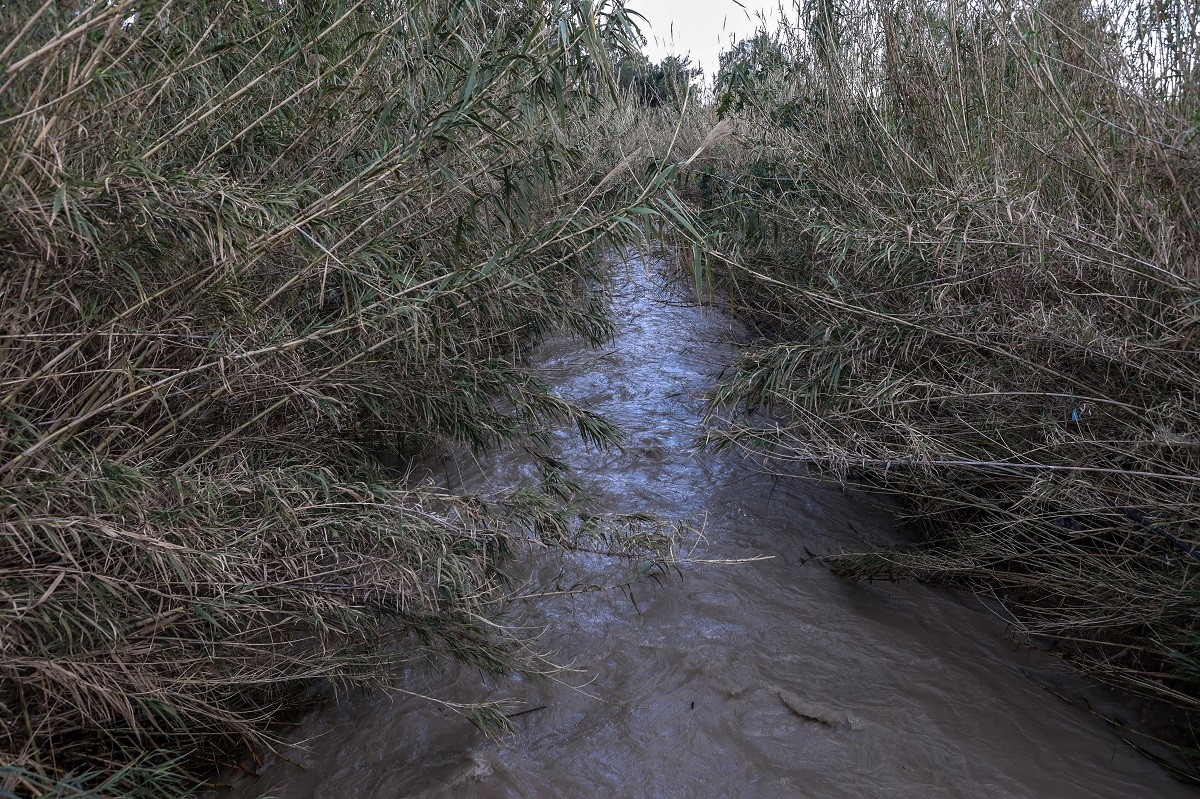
221 253 1192 798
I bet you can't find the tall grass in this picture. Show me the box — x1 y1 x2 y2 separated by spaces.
690 0 1200 767
0 1 685 795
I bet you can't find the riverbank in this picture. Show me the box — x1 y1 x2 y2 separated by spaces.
681 0 1200 773
0 4 667 795
216 256 1195 798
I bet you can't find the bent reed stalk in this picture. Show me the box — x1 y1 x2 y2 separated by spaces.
0 1 684 796
688 0 1200 771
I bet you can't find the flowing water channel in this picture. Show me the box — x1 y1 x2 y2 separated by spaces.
221 254 1193 798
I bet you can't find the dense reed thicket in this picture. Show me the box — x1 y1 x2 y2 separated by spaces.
689 0 1200 766
0 1 684 795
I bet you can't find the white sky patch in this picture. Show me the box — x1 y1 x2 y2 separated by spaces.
633 0 785 82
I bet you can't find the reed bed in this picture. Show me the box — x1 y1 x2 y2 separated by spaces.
689 0 1200 768
0 1 684 795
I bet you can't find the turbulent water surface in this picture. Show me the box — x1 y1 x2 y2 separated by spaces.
221 255 1193 798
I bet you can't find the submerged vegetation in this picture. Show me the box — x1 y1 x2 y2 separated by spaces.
687 0 1200 770
0 1 688 795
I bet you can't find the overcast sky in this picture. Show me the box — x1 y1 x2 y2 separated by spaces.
634 0 783 82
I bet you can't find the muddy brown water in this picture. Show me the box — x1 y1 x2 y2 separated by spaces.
220 254 1192 798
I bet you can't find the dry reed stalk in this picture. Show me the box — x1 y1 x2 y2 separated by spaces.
0 1 683 795
688 0 1200 773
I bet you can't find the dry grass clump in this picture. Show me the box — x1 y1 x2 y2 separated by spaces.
692 0 1200 767
0 1 679 795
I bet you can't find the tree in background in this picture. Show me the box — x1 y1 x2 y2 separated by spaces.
616 50 703 107
714 31 791 116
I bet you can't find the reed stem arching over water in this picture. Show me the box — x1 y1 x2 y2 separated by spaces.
0 1 679 795
688 0 1200 772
